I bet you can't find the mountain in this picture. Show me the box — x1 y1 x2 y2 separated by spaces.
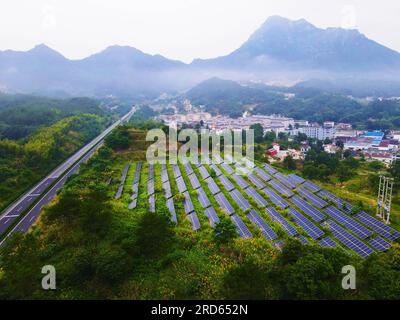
191 16 400 77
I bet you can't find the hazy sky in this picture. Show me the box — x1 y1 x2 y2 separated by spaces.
1 0 399 63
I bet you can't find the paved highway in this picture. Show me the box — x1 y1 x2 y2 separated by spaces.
0 108 134 245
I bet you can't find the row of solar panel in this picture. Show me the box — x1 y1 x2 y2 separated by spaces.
115 164 130 199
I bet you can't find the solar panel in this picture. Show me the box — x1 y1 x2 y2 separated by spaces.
288 207 325 239
262 187 289 209
204 207 220 227
205 177 221 195
254 167 272 182
265 206 298 236
221 163 235 175
213 154 223 164
325 220 374 258
230 189 251 211
172 164 182 179
303 181 321 193
188 173 201 190
161 168 169 183
355 211 400 241
246 210 277 240
218 175 235 191
368 236 391 252
318 189 353 213
197 188 211 209
148 164 154 180
198 166 210 179
324 206 373 240
176 176 187 193
297 187 327 209
115 164 130 199
290 196 326 222
166 198 178 224
224 154 235 164
131 184 139 199
183 191 195 214
128 198 137 210
297 235 309 245
133 162 142 184
231 214 252 238
274 172 297 189
288 174 306 185
268 179 294 197
147 179 154 196
148 194 155 213
187 212 201 230
244 158 255 169
235 164 250 176
319 236 337 248
231 174 250 189
162 180 173 199
243 187 269 207
210 164 222 177
184 163 194 175
215 192 235 215
263 163 277 175
247 174 266 190
201 156 212 165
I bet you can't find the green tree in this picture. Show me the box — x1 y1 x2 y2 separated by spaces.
283 155 296 170
213 215 238 245
250 123 264 143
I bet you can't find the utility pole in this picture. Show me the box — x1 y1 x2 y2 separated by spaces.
376 175 394 224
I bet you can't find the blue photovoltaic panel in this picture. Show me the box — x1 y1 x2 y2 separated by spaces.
297 187 327 209
288 207 324 239
213 154 223 164
166 198 178 224
303 180 321 193
254 167 272 182
246 210 277 240
133 162 142 184
218 175 235 192
268 179 294 198
115 164 130 199
324 206 373 240
355 211 400 241
318 189 353 213
325 220 374 258
188 173 201 190
221 162 235 175
215 192 235 215
319 236 337 248
265 206 298 236
202 156 212 165
148 194 155 213
172 164 182 179
197 187 211 209
187 212 201 230
148 164 154 180
235 164 250 176
244 158 255 169
176 176 187 193
290 196 326 222
204 207 220 227
161 168 169 183
183 191 195 214
244 187 269 207
247 174 266 190
128 198 137 210
263 163 278 175
231 174 250 189
184 163 194 175
210 164 222 177
368 236 391 252
147 179 154 196
162 180 172 199
288 174 306 185
230 189 251 211
206 177 221 195
231 214 252 238
297 235 309 245
198 166 210 180
274 172 297 189
262 187 289 209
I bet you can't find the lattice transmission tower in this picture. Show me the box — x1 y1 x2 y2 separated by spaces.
376 175 394 225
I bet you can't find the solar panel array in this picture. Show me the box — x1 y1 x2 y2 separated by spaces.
210 164 222 177
162 180 172 199
244 187 269 207
197 187 211 209
188 173 201 190
230 189 251 211
235 164 250 176
288 207 324 239
274 172 297 189
303 181 321 193
290 196 326 222
325 220 374 258
198 166 210 180
206 177 221 195
288 174 305 185
231 174 249 189
297 187 327 209
254 167 272 182
187 212 201 230
204 207 220 227
218 175 235 191
166 198 178 224
215 192 235 215
263 163 277 175
265 207 298 236
129 163 142 209
247 174 266 190
176 176 187 193
318 189 353 213
213 154 223 164
319 236 337 248
221 163 235 175
161 166 169 183
147 179 154 196
268 179 294 198
115 164 130 199
184 163 194 175
324 206 373 240
368 236 391 252
231 214 252 238
355 211 400 241
172 164 182 179
262 187 289 209
183 191 195 214
246 210 277 240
